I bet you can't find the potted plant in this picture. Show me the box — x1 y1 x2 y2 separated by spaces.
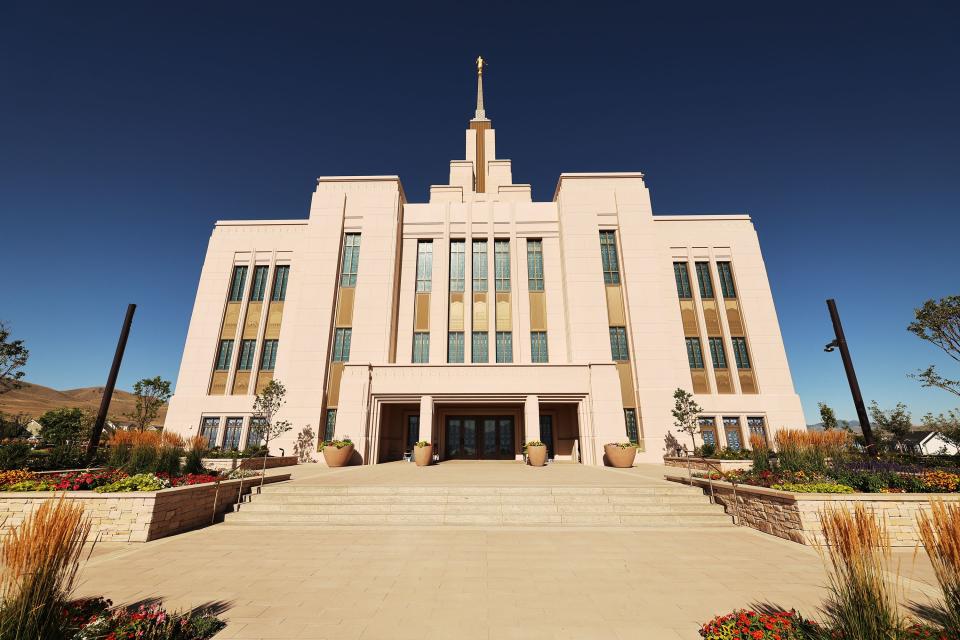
526 440 547 467
413 440 432 466
604 442 637 468
322 438 354 467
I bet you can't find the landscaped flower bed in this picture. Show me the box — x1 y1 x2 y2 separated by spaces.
61 597 224 639
0 469 223 492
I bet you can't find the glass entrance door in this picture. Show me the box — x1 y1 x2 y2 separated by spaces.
445 416 514 459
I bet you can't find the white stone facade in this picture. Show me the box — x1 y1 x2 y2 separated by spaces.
165 77 805 465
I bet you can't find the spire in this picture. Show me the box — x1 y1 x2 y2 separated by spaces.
473 55 487 121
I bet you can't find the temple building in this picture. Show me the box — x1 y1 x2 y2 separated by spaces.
164 60 805 464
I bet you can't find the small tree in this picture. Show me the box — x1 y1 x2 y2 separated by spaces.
252 379 292 487
818 402 838 430
671 388 703 455
0 322 29 395
908 295 960 398
868 401 912 451
37 408 88 447
127 376 172 431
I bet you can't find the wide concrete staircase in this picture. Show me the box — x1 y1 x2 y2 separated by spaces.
223 483 731 528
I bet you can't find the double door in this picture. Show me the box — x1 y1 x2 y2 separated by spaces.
445 416 515 460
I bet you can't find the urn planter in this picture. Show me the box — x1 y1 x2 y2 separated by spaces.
527 445 548 467
414 444 433 467
323 443 354 467
604 443 637 468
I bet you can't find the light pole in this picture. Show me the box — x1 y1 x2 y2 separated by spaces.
86 303 136 463
824 298 876 456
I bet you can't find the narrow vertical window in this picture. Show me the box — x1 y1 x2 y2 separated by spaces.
416 241 433 292
526 239 544 291
238 339 256 370
270 264 290 302
449 240 465 292
447 332 464 363
223 417 243 450
599 231 620 284
624 409 638 443
494 240 510 292
332 328 352 362
673 262 692 299
530 331 548 363
609 327 629 361
412 332 430 363
260 340 278 370
708 337 727 369
747 416 767 442
340 233 361 287
229 266 248 302
324 409 337 442
215 340 234 370
472 240 488 292
731 337 751 369
723 416 742 450
495 331 513 363
698 416 717 446
471 332 488 363
200 417 220 448
717 262 737 299
685 337 705 369
247 417 265 449
695 262 714 299
271 265 289 301
250 266 269 301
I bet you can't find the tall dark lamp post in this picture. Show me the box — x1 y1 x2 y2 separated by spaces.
824 298 876 456
85 304 136 463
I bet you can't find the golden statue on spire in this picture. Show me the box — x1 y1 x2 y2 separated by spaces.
476 55 486 76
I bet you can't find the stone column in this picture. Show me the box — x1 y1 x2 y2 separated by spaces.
524 395 540 445
419 395 434 444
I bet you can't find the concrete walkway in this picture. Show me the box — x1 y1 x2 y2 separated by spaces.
72 463 946 640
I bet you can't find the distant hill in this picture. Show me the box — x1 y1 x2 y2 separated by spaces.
0 381 168 424
808 421 862 433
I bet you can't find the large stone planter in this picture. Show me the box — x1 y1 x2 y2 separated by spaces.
662 456 753 473
604 444 637 468
0 474 291 542
323 443 354 467
527 445 547 467
414 445 433 466
669 474 960 547
198 456 298 473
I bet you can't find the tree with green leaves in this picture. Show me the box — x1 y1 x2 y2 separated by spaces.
868 401 913 451
922 410 960 448
251 379 292 487
818 402 838 430
908 295 960 398
0 322 29 395
127 376 172 431
671 388 703 455
37 408 90 447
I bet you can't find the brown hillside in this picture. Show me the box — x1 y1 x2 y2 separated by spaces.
0 381 168 424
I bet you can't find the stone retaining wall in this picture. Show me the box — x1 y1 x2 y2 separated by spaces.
669 474 960 547
200 456 298 473
0 474 291 542
662 457 753 473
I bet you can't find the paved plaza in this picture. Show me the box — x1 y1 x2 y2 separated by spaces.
74 464 945 639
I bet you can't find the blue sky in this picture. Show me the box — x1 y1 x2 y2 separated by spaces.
1 1 957 425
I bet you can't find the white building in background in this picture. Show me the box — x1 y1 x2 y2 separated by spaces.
164 60 806 464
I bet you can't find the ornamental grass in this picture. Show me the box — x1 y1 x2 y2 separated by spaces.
775 429 851 475
816 504 902 639
0 497 91 639
749 433 771 473
917 500 960 632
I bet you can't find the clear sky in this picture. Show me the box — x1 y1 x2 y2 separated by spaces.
2 1 958 425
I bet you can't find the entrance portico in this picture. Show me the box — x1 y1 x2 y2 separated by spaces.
335 362 626 466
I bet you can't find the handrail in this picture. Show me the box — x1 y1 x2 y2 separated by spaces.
683 454 740 526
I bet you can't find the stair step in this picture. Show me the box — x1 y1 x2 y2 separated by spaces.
223 511 731 527
258 485 701 496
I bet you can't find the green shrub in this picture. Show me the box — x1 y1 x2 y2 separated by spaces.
3 480 55 492
0 443 31 471
108 443 131 470
697 443 716 458
154 445 183 477
46 444 81 471
771 481 855 493
183 446 205 475
125 445 159 475
94 473 168 493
